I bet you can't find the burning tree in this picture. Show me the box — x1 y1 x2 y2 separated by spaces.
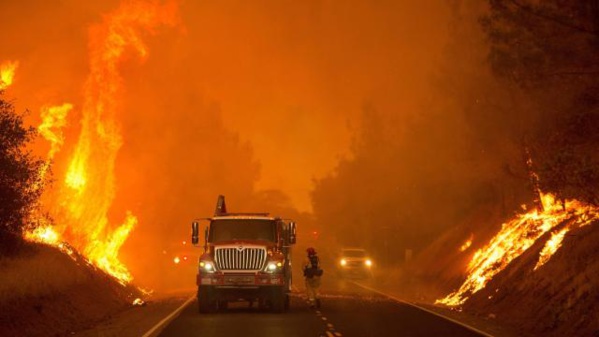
0 94 45 255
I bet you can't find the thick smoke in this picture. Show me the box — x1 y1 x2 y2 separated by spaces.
0 0 518 289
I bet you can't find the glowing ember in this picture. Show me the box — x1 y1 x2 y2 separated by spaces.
24 0 179 285
437 193 599 306
0 60 18 90
459 235 473 252
132 298 145 306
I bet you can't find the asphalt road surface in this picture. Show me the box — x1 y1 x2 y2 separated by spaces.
158 275 487 337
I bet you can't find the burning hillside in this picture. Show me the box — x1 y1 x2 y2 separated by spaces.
13 1 180 286
437 193 599 306
404 190 599 336
463 218 599 336
366 190 599 336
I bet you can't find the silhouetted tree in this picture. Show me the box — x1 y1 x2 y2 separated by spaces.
0 94 44 255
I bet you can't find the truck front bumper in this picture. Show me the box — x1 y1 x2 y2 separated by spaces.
197 272 284 287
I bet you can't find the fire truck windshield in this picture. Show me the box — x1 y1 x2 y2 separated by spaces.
209 219 276 242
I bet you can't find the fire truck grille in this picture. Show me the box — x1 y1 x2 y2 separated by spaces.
214 247 267 271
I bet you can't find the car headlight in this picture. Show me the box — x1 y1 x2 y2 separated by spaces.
340 259 347 266
199 261 214 272
365 259 372 267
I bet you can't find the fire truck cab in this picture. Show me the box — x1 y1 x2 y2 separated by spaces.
191 196 297 313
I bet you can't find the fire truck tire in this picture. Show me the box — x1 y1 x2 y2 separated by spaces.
197 286 217 313
284 294 290 310
270 288 286 313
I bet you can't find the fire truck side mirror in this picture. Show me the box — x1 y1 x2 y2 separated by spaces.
191 221 199 245
289 222 297 244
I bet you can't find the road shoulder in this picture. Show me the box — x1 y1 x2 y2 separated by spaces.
74 291 194 337
352 281 521 337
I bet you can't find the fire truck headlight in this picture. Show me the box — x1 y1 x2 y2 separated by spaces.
365 259 372 267
266 261 283 272
340 259 347 266
199 261 214 271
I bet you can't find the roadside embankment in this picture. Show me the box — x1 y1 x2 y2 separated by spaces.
0 243 141 337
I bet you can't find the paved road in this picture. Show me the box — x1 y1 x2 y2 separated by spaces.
158 276 487 337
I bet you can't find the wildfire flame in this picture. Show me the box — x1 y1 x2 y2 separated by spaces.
24 0 179 285
0 60 19 90
534 228 568 271
437 193 599 306
25 224 60 244
37 103 73 179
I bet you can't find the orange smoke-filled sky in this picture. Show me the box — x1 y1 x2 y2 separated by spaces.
0 0 451 212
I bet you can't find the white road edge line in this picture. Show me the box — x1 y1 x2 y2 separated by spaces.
141 295 196 337
351 282 494 337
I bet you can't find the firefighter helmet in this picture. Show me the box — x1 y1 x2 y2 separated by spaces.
306 247 316 255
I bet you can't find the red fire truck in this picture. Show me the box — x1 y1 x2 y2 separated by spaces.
191 196 297 313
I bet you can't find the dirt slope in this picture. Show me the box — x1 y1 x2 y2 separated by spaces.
0 243 141 337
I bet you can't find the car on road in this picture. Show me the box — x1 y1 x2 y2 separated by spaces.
337 248 373 279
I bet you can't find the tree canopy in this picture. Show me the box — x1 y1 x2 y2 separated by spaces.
0 93 44 254
483 0 599 204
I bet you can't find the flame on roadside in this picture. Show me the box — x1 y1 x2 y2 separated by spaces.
534 228 568 271
24 222 77 260
0 60 19 90
437 193 599 306
25 224 60 244
24 0 179 285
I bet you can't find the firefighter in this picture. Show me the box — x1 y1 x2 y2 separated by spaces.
303 247 323 308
